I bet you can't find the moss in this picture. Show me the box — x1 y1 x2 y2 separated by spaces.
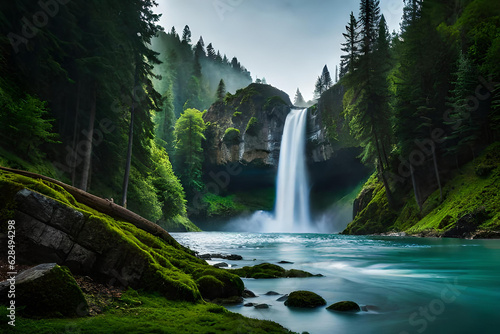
326 301 360 312
232 111 242 118
196 275 225 300
343 175 398 235
284 291 326 308
192 268 244 299
231 263 318 279
0 169 243 305
5 289 296 334
245 116 260 136
223 127 241 145
14 265 88 318
264 96 288 111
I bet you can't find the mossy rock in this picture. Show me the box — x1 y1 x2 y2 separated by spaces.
192 268 244 298
245 117 260 136
231 263 285 278
223 128 241 145
0 263 88 318
196 275 224 300
231 263 318 279
284 291 326 308
327 301 360 312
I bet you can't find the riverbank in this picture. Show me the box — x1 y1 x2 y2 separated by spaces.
0 169 295 334
343 142 500 237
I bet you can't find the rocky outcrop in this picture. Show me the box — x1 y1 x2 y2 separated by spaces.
0 263 88 317
203 83 291 167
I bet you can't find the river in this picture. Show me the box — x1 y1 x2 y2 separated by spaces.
172 232 500 334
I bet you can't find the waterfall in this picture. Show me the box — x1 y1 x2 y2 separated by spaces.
274 108 311 232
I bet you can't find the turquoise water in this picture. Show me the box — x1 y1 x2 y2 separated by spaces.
172 232 500 334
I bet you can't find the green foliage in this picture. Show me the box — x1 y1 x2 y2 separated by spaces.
284 291 326 308
5 289 295 334
202 193 246 218
223 127 241 145
0 89 59 157
150 143 187 220
174 108 206 197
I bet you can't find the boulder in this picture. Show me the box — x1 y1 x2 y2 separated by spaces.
276 294 289 302
213 262 229 268
284 291 326 308
243 289 257 298
254 304 269 309
327 301 360 312
264 291 281 296
0 263 88 317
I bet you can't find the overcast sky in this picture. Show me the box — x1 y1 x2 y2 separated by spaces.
155 0 404 102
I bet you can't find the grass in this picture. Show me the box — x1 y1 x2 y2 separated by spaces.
2 289 295 334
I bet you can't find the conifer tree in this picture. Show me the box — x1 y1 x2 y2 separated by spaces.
341 12 361 75
216 79 226 101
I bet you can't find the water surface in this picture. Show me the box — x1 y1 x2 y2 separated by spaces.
172 232 500 334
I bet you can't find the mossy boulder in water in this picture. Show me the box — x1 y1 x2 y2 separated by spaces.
327 301 360 312
0 263 88 318
284 290 326 308
231 263 319 279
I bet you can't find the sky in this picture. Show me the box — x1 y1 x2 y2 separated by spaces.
155 0 404 102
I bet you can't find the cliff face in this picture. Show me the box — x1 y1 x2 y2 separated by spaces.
203 83 291 168
203 83 356 168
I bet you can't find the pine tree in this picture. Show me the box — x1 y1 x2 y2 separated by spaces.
216 79 226 101
294 88 307 107
341 12 361 75
182 25 192 44
206 43 216 60
359 0 381 56
314 65 333 98
194 37 206 59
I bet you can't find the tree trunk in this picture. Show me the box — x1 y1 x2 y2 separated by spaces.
121 100 134 209
410 163 422 211
80 84 96 192
374 130 395 208
71 81 82 187
432 146 442 202
122 66 138 209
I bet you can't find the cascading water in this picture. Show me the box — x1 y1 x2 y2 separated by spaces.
273 108 311 232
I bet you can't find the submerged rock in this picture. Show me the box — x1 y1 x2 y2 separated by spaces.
0 263 88 317
254 304 270 309
284 291 326 308
276 294 289 302
264 291 281 296
243 289 257 298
